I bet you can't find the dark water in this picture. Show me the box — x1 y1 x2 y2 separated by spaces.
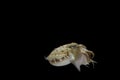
12 27 114 79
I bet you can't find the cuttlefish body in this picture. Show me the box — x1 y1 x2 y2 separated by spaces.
46 42 95 71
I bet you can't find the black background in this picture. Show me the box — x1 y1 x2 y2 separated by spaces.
4 3 119 79
16 26 115 79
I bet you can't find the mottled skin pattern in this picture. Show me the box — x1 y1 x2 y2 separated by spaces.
46 42 95 71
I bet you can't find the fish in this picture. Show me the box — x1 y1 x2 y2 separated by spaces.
45 42 95 71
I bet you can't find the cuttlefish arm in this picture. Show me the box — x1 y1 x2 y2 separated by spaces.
69 44 95 71
70 53 89 71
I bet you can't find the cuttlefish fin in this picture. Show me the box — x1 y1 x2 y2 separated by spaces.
71 54 89 71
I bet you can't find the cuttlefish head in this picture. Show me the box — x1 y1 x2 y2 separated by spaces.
46 45 75 66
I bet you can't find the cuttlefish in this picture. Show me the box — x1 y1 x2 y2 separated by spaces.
45 42 95 71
